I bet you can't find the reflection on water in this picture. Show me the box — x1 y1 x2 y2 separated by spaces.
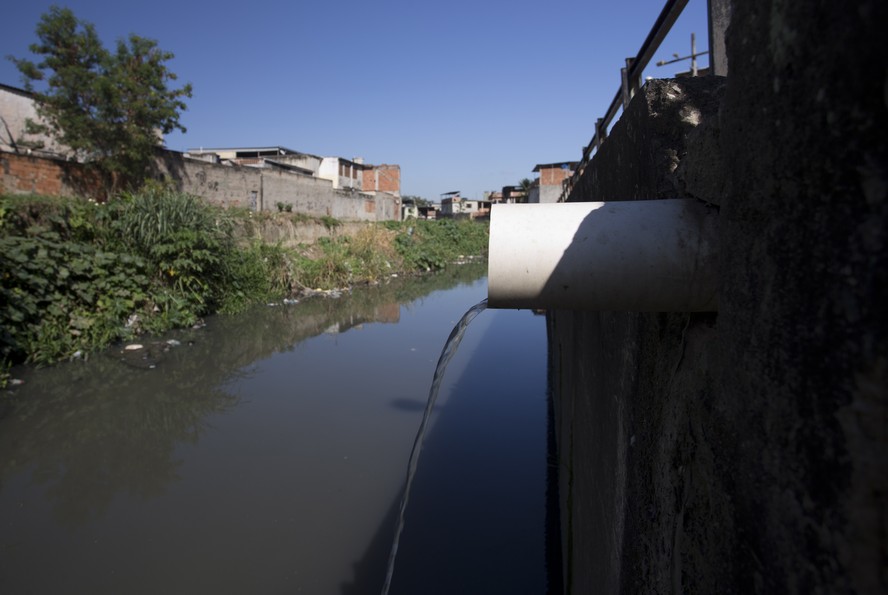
0 261 549 594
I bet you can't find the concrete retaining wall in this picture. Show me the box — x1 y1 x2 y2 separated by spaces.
550 1 887 592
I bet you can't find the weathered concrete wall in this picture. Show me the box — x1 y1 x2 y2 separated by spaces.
714 1 886 591
550 1 887 593
157 151 398 221
536 184 560 204
233 219 370 248
1 149 399 222
553 76 728 594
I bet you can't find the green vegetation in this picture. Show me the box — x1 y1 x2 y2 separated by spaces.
0 191 488 373
0 190 287 368
386 217 488 271
10 6 191 195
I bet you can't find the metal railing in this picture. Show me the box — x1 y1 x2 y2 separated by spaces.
559 0 729 202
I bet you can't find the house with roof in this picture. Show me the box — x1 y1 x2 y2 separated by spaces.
500 184 529 204
1 82 70 158
532 161 578 203
186 146 400 197
439 191 490 219
186 146 321 175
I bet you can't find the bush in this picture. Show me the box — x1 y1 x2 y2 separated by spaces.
0 193 489 366
0 191 294 365
218 242 293 313
113 187 233 312
0 225 151 364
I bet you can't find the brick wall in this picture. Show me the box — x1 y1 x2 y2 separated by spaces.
539 165 571 186
362 167 376 192
375 164 400 195
1 152 102 198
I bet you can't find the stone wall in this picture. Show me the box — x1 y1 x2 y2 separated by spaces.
550 1 887 593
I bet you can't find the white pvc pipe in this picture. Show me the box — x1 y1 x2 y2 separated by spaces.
487 199 718 311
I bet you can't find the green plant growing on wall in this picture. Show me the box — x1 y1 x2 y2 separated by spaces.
9 6 192 197
320 215 341 230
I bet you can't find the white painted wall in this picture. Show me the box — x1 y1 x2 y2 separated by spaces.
0 85 69 157
318 157 362 191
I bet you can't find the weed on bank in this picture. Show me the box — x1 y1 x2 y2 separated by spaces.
0 191 488 372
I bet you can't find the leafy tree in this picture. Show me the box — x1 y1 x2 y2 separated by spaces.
9 6 192 196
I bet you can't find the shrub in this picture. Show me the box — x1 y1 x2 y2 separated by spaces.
0 191 297 365
0 227 151 364
112 187 231 311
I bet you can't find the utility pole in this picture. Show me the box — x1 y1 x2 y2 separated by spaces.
655 33 710 76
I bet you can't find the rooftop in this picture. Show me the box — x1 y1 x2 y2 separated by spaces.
532 161 579 172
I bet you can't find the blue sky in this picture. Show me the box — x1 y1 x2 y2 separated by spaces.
2 0 709 200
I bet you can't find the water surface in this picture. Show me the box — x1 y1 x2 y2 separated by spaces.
0 264 549 594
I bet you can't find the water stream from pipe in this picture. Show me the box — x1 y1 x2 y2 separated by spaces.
380 298 488 595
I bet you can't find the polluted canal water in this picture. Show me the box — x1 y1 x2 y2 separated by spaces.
0 265 551 594
381 298 487 595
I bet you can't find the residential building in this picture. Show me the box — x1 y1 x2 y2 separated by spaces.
186 146 322 176
418 204 439 220
187 147 400 196
1 82 69 158
532 161 578 203
362 163 401 196
318 156 364 191
501 185 527 204
401 196 419 220
440 192 490 219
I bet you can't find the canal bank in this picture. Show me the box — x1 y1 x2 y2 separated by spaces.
544 1 886 593
0 191 488 371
